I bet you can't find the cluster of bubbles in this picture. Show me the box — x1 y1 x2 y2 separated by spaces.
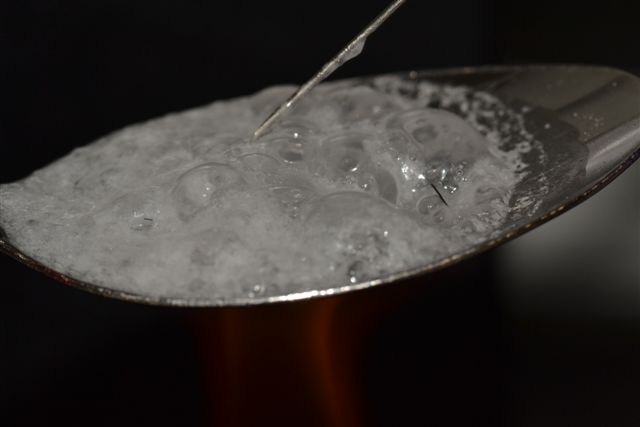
165 89 498 234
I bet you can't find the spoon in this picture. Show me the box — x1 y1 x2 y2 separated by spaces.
1 65 639 307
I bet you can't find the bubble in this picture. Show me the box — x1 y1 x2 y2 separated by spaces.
386 108 488 163
416 194 449 225
276 139 305 163
412 123 438 143
384 130 421 159
172 163 244 220
341 156 361 173
318 132 371 180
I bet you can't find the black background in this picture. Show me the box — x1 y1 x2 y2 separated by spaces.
1 1 639 426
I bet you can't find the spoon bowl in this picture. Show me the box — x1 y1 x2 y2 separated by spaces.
1 65 639 307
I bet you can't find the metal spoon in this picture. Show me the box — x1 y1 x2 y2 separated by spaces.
1 65 639 307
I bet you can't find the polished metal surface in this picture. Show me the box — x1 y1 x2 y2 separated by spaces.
254 0 407 139
1 65 639 307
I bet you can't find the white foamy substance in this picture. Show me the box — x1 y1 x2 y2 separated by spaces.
0 77 530 301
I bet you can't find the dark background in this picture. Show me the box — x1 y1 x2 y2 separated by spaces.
1 1 639 426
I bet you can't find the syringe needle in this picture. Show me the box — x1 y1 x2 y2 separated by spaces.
254 0 408 139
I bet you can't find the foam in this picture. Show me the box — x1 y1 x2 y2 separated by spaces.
0 77 532 301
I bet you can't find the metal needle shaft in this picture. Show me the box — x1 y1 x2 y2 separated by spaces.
253 0 408 139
